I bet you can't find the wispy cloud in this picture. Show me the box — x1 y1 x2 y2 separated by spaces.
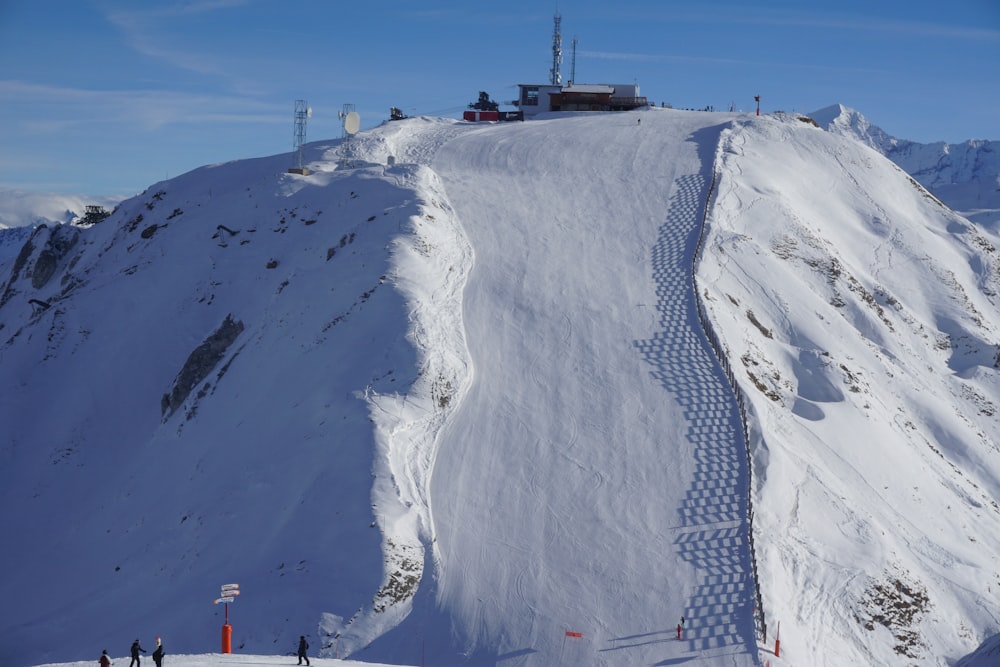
730 14 1000 41
579 50 748 66
578 50 888 75
0 80 284 132
605 7 1000 42
393 8 545 26
104 1 255 82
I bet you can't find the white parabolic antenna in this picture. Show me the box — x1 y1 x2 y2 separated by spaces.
344 111 360 136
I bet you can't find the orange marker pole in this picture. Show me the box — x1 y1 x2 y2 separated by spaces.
774 621 780 658
222 621 232 654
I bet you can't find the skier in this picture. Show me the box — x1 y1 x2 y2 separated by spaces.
152 637 164 667
99 650 112 667
676 623 683 640
129 640 146 667
297 635 310 666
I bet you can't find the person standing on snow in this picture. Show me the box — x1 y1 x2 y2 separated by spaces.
99 649 112 667
129 639 146 667
152 637 164 667
297 635 310 666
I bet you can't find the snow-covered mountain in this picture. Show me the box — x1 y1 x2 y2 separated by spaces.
0 189 124 231
812 104 1000 231
3 109 999 667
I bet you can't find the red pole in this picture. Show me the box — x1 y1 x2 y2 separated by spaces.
222 623 232 654
774 621 780 658
221 602 233 654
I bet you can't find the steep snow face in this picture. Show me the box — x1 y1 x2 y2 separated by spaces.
701 113 1000 666
0 144 457 666
813 105 1000 231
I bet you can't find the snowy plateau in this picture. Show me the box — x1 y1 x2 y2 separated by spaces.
1 106 999 667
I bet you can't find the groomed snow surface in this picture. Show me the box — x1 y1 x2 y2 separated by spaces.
2 109 998 667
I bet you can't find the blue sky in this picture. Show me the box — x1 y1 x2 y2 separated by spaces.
1 0 998 196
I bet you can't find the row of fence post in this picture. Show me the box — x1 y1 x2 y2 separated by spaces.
689 168 767 645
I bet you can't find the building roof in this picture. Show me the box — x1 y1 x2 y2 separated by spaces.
559 84 615 95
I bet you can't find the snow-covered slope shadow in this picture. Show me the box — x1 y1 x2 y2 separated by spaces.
635 162 755 656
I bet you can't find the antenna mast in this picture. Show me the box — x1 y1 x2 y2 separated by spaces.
570 35 578 85
549 12 562 86
289 99 311 175
337 103 360 168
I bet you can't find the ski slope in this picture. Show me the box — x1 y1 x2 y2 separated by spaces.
426 113 757 664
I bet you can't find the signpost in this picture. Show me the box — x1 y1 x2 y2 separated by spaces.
214 583 240 653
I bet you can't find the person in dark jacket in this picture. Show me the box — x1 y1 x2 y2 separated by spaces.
297 635 310 666
99 650 112 667
129 640 146 667
152 637 164 667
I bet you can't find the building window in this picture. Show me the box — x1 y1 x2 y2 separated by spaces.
521 87 539 106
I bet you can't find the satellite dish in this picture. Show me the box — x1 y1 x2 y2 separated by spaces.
344 111 360 136
307 107 313 118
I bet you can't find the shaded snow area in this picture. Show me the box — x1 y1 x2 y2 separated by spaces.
2 109 999 667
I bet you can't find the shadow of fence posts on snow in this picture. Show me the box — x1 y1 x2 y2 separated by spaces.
633 151 766 654
690 168 768 647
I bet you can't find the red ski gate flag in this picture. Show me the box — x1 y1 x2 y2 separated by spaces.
565 631 583 638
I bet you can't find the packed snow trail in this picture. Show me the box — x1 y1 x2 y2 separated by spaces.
404 110 759 665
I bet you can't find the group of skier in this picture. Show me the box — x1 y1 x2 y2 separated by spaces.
97 635 309 665
99 638 164 667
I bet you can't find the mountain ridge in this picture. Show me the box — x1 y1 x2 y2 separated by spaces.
2 109 999 667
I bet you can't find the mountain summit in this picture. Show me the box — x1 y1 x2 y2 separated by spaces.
812 103 1000 231
2 109 999 667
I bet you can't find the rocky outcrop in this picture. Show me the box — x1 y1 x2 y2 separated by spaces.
161 314 245 419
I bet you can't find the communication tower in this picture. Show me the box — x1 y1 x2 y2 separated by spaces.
550 13 563 86
337 103 361 168
289 99 312 175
